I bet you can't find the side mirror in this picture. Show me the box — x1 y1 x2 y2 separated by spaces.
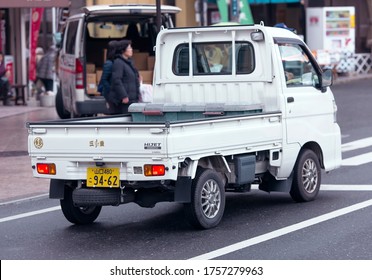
320 68 333 92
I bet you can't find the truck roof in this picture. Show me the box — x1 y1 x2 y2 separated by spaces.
157 24 303 45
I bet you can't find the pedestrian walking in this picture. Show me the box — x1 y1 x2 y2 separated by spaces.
107 40 141 114
36 45 56 95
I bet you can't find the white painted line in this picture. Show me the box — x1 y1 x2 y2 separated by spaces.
0 193 49 206
341 137 372 152
252 184 372 191
0 206 61 223
321 185 372 191
342 151 372 166
189 199 372 260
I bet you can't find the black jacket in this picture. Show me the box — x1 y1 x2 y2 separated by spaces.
108 55 140 106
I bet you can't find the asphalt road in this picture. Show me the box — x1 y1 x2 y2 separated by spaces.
1 78 372 260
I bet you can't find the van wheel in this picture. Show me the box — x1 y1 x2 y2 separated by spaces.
290 149 321 202
55 88 70 119
184 168 225 229
60 187 101 225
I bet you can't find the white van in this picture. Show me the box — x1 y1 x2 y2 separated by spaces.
56 4 180 118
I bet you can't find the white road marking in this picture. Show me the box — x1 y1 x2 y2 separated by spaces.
341 137 372 152
342 151 372 166
190 199 372 260
0 193 49 206
0 206 60 223
321 184 372 191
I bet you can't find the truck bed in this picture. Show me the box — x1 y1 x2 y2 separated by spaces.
27 109 282 181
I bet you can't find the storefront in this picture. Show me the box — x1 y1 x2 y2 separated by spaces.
0 0 70 93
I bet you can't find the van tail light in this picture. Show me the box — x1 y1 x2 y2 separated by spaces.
75 58 84 89
144 165 165 176
36 163 56 175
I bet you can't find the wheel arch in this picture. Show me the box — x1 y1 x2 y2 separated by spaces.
301 141 324 169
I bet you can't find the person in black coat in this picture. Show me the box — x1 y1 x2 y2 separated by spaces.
107 40 141 114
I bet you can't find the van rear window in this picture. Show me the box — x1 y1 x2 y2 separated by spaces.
87 22 148 39
173 42 255 76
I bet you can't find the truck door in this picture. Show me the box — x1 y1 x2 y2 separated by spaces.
277 40 337 150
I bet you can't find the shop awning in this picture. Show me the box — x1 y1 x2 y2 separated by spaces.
0 0 70 7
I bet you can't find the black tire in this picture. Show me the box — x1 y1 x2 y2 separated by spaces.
184 168 225 229
290 149 321 202
60 187 101 225
55 87 70 119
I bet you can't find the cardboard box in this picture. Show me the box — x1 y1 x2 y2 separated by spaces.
133 52 149 70
96 69 103 84
86 73 97 94
86 63 96 73
147 56 155 70
139 70 153 84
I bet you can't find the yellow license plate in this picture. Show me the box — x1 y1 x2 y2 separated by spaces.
86 167 120 188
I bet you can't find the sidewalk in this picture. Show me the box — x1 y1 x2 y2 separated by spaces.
0 96 58 204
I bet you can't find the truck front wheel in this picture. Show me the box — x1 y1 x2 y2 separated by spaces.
60 188 101 225
184 168 225 229
290 149 321 202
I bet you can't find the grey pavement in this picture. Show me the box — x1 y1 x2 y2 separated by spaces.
0 73 371 204
0 96 58 204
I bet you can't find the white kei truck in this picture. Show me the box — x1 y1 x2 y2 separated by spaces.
27 24 342 229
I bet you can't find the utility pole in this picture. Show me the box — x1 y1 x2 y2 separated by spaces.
156 0 161 32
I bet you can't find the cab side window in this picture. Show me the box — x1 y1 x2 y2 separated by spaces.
278 43 319 88
65 21 79 55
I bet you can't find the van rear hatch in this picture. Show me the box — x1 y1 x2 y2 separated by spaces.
82 4 181 16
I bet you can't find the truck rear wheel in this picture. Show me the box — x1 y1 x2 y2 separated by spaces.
60 188 101 224
184 168 225 229
290 149 321 202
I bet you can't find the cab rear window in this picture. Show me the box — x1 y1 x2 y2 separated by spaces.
173 41 255 76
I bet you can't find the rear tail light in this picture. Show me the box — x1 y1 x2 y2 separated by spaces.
76 58 84 89
36 163 56 175
144 165 165 176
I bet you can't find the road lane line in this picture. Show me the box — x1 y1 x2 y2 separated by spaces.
189 199 372 260
341 137 372 152
0 206 61 223
0 193 49 206
342 152 372 166
321 185 372 191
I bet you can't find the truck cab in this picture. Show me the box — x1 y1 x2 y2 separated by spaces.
56 4 180 118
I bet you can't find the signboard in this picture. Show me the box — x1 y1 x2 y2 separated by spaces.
0 0 70 7
4 55 14 85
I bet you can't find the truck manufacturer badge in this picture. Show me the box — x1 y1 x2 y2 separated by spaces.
89 139 105 148
144 143 161 150
34 137 43 149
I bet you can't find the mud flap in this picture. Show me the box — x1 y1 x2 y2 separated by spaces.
49 179 66 199
259 172 293 193
174 176 192 203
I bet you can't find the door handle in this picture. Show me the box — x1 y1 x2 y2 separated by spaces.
287 97 294 103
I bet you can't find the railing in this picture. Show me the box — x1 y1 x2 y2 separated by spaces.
336 52 372 74
354 53 372 74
